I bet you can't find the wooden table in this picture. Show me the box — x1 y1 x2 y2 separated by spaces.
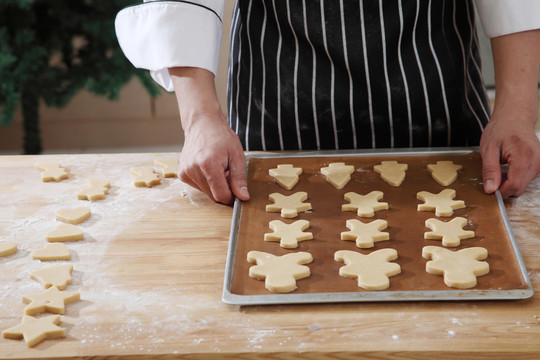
1 152 539 359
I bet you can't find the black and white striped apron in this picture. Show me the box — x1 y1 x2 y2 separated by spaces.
227 0 490 151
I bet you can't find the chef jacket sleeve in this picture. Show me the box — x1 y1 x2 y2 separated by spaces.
475 0 540 38
115 0 224 91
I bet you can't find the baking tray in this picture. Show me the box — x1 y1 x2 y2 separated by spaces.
222 148 534 305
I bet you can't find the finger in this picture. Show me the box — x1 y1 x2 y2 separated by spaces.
228 151 250 201
180 167 217 202
200 160 235 204
481 145 502 194
499 156 532 198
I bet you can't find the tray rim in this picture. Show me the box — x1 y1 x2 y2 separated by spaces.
222 148 534 305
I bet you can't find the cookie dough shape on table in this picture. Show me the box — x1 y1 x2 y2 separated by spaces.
264 219 313 249
35 162 68 182
321 162 355 189
2 315 65 347
32 243 71 261
78 179 111 201
30 264 73 290
46 224 83 242
422 246 489 289
334 249 401 290
247 251 313 293
373 161 408 187
55 207 90 225
0 241 17 257
425 217 475 247
341 219 390 248
266 192 312 218
269 164 303 190
428 161 463 186
131 167 161 187
417 189 465 217
342 191 389 217
22 285 80 315
154 159 179 178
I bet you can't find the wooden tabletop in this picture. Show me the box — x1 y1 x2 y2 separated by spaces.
1 152 539 359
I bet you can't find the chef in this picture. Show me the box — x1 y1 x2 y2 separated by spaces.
115 0 540 204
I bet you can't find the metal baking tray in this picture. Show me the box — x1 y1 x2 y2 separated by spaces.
222 148 534 305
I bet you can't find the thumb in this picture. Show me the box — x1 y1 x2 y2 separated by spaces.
228 153 250 201
481 146 502 194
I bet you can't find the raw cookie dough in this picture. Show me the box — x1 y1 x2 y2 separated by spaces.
30 264 73 290
154 159 179 178
266 192 312 218
46 224 83 242
268 164 303 190
130 167 161 187
32 243 71 261
422 246 489 289
425 217 475 247
264 219 313 248
247 251 313 293
0 241 17 257
342 191 389 217
22 285 80 315
334 249 401 290
417 189 465 217
373 161 408 187
35 162 68 182
321 162 355 189
2 315 65 347
341 219 390 248
428 161 463 186
78 179 110 201
55 207 90 224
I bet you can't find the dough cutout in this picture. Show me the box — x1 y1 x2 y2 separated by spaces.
342 191 389 217
373 161 408 187
130 167 161 187
266 192 312 218
32 243 71 261
2 315 65 347
247 251 313 293
269 164 303 190
78 179 110 201
22 285 80 315
30 264 73 290
321 162 355 189
341 219 390 248
422 246 489 289
46 224 83 242
55 207 90 224
35 162 68 182
154 159 179 178
417 189 465 217
428 161 463 186
334 249 401 290
264 219 313 249
0 241 17 257
425 217 475 247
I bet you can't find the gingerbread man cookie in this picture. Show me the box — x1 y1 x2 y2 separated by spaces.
266 192 312 218
342 191 388 217
373 161 408 187
247 251 313 293
424 217 475 247
269 164 303 190
264 220 313 249
2 315 65 347
422 246 489 289
78 179 110 201
35 162 68 182
154 159 179 178
334 249 401 290
321 162 355 189
417 189 465 217
427 161 463 186
130 167 161 187
341 219 390 248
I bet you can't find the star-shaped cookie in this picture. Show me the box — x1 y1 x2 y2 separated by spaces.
341 219 390 248
321 162 355 189
424 217 475 247
417 189 465 217
266 192 312 218
22 285 80 315
427 161 463 186
269 164 303 190
154 159 179 178
130 167 161 187
373 161 408 187
35 162 68 182
78 179 111 201
264 219 313 248
342 191 388 217
2 315 65 347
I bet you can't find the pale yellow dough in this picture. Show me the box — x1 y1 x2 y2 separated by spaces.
266 192 312 218
247 251 313 293
341 219 389 248
32 243 71 261
0 241 17 257
342 191 388 217
373 161 408 187
268 164 303 190
131 167 161 187
264 219 313 248
55 207 90 224
321 162 355 189
154 159 179 178
46 224 83 242
422 246 489 289
30 264 73 290
35 162 68 182
424 217 475 247
417 189 465 217
22 285 80 315
2 315 65 347
78 179 110 201
427 161 463 186
334 249 401 290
